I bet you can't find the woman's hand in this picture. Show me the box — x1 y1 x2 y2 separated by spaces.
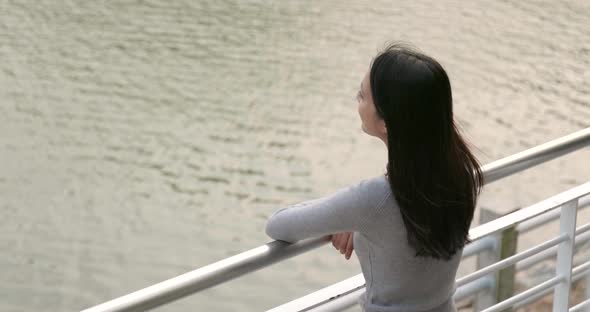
331 232 354 260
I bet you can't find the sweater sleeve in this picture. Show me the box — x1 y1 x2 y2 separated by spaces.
265 178 374 243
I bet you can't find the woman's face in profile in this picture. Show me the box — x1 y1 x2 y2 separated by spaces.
357 70 387 145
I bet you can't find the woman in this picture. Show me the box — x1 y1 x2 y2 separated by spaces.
265 42 484 312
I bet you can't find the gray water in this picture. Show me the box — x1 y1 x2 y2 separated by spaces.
1 1 589 311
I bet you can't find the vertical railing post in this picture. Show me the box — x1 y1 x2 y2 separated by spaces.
475 207 519 311
553 199 578 312
474 229 500 311
497 224 518 312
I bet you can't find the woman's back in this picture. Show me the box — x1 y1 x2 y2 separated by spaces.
354 174 461 312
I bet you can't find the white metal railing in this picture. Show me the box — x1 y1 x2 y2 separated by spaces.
80 127 590 312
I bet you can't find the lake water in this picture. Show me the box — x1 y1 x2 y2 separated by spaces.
1 1 589 311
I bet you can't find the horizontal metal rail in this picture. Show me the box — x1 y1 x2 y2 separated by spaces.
573 261 590 280
516 230 590 272
481 275 565 312
459 196 590 260
571 298 590 312
454 276 494 303
267 274 366 312
462 236 497 258
81 127 590 312
511 260 590 310
468 183 589 241
456 234 568 287
517 195 590 233
482 127 590 184
81 238 330 312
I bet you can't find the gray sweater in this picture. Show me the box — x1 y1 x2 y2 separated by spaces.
265 174 461 312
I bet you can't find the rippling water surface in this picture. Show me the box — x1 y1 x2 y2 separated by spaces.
1 1 589 311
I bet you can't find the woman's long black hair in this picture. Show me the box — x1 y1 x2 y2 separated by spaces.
370 42 485 260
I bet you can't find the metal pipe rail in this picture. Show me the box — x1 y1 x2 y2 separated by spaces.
81 127 590 312
481 127 590 184
517 195 590 233
457 194 589 260
516 225 590 272
513 260 590 310
456 234 569 288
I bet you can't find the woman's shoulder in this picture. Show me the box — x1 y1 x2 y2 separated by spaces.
358 173 394 210
362 173 391 193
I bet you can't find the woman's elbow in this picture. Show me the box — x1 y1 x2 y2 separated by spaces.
265 221 297 243
264 221 277 238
